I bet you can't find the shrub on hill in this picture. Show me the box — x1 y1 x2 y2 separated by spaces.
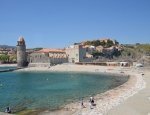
83 39 117 47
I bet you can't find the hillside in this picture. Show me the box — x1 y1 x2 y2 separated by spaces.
0 45 16 49
82 39 119 47
80 39 150 65
120 44 150 64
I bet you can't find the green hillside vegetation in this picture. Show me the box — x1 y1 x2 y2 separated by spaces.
91 43 150 61
0 54 10 63
92 51 104 57
120 47 137 59
119 44 150 62
33 47 43 51
0 54 17 63
83 39 117 47
135 44 150 55
122 44 150 56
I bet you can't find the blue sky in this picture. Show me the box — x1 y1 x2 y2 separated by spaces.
0 0 150 48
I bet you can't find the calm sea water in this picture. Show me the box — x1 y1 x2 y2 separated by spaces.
0 69 128 113
0 66 16 71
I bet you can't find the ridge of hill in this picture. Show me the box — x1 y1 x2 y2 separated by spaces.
0 45 16 49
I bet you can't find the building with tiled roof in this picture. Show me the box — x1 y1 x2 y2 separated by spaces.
35 48 66 53
29 48 68 67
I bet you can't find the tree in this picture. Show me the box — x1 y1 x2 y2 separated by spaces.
84 41 91 45
92 51 104 57
114 40 119 45
33 47 43 51
9 55 17 63
94 40 101 46
105 40 114 47
100 41 106 47
0 54 10 63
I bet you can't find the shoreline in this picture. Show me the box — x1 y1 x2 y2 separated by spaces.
0 64 146 115
42 66 145 115
0 64 17 67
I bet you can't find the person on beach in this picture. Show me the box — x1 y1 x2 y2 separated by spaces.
89 97 94 109
89 96 96 108
81 98 86 108
89 101 93 109
90 97 94 105
5 107 11 113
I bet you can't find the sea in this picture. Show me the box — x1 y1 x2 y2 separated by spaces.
0 66 128 113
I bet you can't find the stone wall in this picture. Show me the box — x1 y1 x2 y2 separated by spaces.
50 57 68 65
29 53 50 63
28 63 50 67
65 45 86 63
29 52 68 67
17 44 27 67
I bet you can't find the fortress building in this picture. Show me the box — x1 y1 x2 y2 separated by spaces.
16 37 93 68
17 37 27 68
29 48 68 67
65 44 93 63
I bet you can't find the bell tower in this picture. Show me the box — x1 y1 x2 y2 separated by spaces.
17 36 27 68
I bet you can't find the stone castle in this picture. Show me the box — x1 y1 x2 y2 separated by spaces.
16 37 93 67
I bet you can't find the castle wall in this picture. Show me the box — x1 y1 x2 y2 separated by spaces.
28 63 50 67
65 48 79 63
79 46 86 62
65 45 86 63
29 53 50 63
50 57 68 65
29 52 68 67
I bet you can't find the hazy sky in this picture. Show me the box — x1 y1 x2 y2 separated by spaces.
0 0 150 48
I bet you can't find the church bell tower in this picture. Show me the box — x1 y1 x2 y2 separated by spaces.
17 36 27 68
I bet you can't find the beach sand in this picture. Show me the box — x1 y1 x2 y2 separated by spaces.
0 64 17 67
107 68 150 115
1 64 148 115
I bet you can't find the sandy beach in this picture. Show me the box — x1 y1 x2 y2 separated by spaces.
0 64 17 67
107 67 150 115
13 64 147 115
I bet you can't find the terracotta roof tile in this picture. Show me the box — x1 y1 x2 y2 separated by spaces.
35 48 65 53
